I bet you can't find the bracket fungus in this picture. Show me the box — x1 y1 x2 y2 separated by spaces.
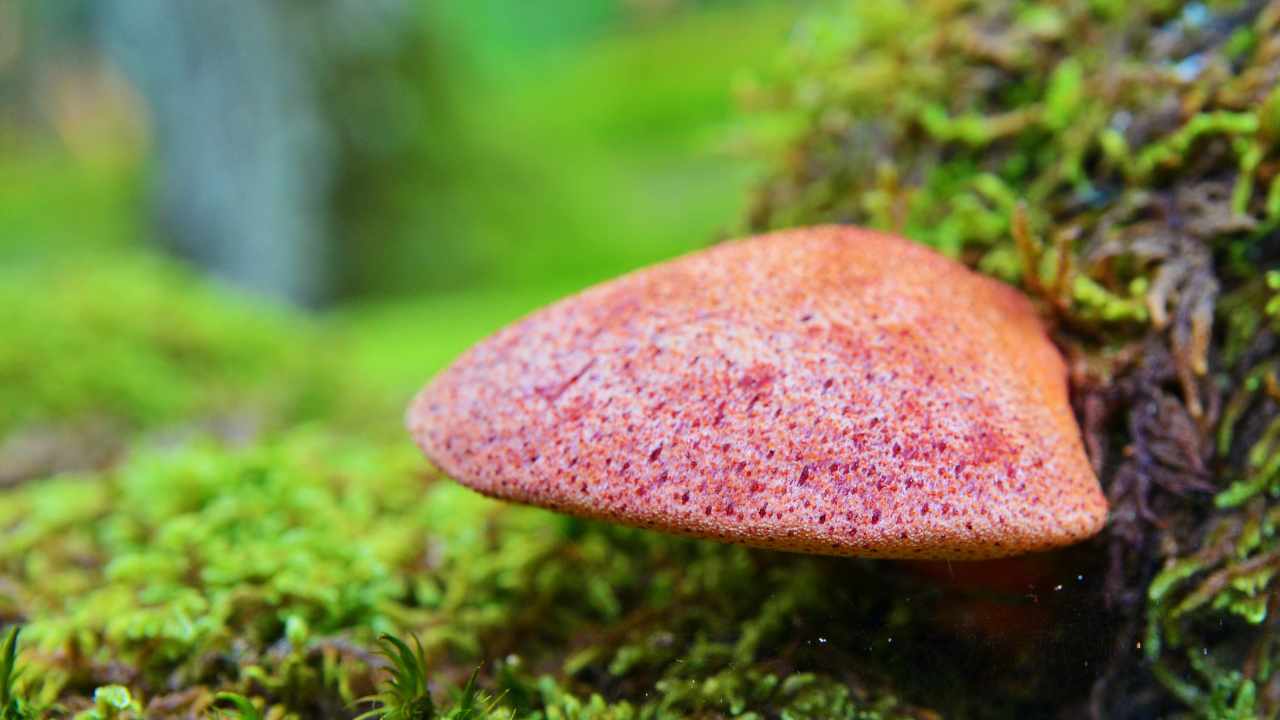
408 226 1107 559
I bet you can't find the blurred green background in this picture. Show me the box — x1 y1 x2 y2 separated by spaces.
1 0 810 398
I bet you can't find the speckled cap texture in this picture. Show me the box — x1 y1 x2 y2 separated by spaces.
408 226 1108 559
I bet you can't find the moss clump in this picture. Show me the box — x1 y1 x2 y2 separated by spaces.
0 252 373 485
3 424 941 717
1 428 531 713
746 0 1280 715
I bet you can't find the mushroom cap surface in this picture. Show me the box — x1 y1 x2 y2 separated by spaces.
408 226 1107 559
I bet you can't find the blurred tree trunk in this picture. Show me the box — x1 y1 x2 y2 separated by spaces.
98 0 333 306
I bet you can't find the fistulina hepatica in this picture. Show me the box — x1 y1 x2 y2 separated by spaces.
408 226 1107 560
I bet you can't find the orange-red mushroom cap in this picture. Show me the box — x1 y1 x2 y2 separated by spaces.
407 226 1108 560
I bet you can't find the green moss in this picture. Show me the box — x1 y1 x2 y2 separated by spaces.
1 627 32 720
354 635 438 720
746 0 1280 715
0 252 358 443
2 430 513 706
0 251 396 489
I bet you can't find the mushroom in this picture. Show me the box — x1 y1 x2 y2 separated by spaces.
407 226 1107 559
